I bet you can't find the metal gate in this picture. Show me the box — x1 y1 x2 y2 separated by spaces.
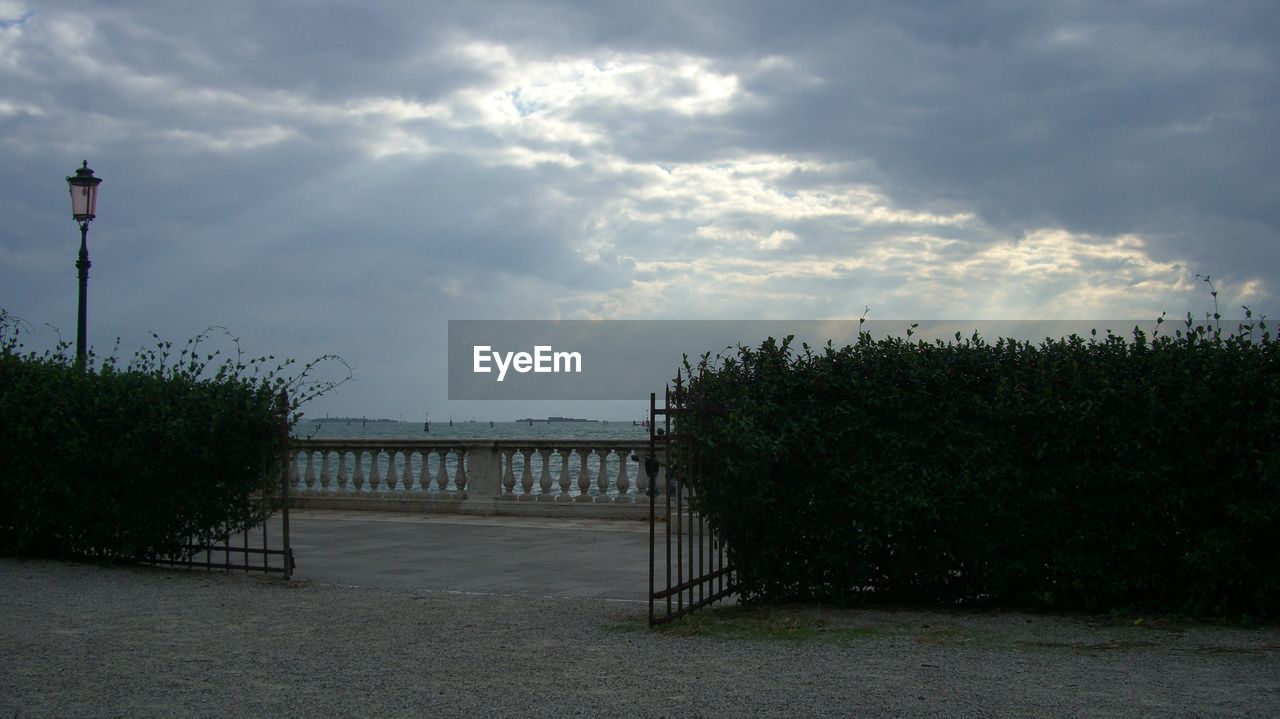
139 392 294 578
139 473 294 578
648 374 737 625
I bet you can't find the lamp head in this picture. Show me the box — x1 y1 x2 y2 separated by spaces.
66 160 102 222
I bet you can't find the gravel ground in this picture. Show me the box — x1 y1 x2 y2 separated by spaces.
2 558 1278 718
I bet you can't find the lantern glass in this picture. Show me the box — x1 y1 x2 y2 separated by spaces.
67 161 102 222
70 184 97 220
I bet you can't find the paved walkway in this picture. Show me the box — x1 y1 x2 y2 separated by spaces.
286 510 654 601
6 513 1280 717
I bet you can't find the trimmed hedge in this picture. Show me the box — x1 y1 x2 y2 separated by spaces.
681 319 1280 618
0 314 346 561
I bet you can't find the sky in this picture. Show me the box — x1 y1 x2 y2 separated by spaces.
2 1 1277 421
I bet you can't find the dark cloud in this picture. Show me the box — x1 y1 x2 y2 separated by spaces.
707 2 1280 264
2 0 1276 417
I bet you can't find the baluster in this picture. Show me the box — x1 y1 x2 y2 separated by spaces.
403 450 418 490
636 449 649 496
432 450 446 492
538 449 552 498
303 451 317 491
288 451 301 491
319 451 332 491
519 448 534 497
576 448 592 502
352 449 366 491
335 449 349 491
369 449 383 492
386 450 400 492
502 450 516 496
558 448 571 499
422 450 437 488
430 445 445 488
596 449 610 501
454 449 467 494
617 448 631 499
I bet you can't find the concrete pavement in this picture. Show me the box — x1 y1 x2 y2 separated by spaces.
284 510 655 602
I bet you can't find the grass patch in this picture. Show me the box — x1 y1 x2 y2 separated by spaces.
1014 639 1163 654
606 603 1280 656
914 625 997 647
610 605 900 643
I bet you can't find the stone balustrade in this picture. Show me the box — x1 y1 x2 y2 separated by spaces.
288 439 661 519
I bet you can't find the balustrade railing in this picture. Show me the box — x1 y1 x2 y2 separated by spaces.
288 439 655 512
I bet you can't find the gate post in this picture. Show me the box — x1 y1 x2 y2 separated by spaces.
279 390 293 580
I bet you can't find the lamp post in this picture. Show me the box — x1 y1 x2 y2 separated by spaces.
66 161 102 372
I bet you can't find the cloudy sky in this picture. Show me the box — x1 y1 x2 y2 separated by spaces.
2 1 1277 421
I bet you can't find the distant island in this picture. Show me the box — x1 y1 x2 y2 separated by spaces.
312 417 397 423
515 416 597 423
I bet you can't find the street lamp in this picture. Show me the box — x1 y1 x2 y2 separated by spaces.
66 160 102 371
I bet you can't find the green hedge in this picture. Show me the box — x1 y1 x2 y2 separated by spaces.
0 313 346 561
681 319 1280 618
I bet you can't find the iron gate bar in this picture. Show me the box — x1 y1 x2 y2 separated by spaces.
648 390 656 626
651 564 736 599
669 389 677 618
144 545 290 573
278 389 292 579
